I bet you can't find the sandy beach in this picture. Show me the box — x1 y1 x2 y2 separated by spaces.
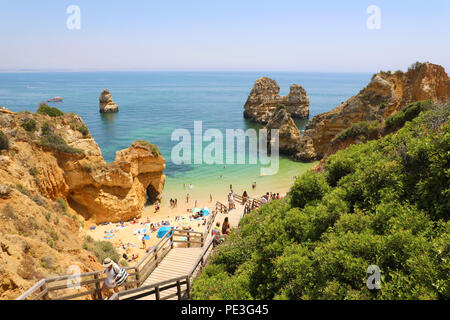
84 182 293 264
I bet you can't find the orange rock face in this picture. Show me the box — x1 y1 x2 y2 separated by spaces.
0 109 166 298
296 62 450 160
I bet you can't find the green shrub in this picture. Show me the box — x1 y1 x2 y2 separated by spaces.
385 100 433 131
56 197 68 215
29 166 39 177
39 133 83 154
0 130 9 150
37 103 64 117
192 103 449 300
16 184 31 197
83 236 120 264
22 118 38 132
70 122 89 136
289 171 330 209
333 120 381 145
41 122 53 136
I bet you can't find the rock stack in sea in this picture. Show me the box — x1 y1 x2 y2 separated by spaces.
265 105 302 156
243 77 310 124
99 88 119 113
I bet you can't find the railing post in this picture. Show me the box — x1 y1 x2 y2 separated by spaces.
155 286 160 300
170 231 174 249
135 267 141 287
176 280 182 300
40 282 49 300
154 248 158 267
94 273 102 300
201 234 204 247
185 276 191 299
188 232 191 248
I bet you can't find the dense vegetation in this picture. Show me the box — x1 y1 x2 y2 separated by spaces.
192 103 449 300
37 103 64 117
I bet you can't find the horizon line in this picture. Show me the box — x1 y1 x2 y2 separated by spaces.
0 68 378 74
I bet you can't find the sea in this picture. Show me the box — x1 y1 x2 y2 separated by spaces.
0 71 371 204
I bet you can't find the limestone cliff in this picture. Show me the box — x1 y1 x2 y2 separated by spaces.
296 62 450 161
0 107 166 298
265 105 302 156
244 77 309 124
99 89 119 113
0 109 165 224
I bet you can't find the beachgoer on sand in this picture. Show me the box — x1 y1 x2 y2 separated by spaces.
101 258 128 299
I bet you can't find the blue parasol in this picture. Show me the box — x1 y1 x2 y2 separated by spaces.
157 226 173 239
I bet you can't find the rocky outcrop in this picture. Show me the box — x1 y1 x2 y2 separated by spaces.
297 62 450 160
99 89 119 113
0 109 165 224
0 107 166 298
244 77 309 124
265 105 302 155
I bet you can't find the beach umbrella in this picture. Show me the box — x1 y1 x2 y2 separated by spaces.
157 226 173 239
202 207 210 216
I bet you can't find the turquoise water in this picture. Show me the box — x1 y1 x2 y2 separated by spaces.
0 72 371 202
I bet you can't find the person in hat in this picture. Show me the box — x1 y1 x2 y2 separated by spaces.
101 257 127 298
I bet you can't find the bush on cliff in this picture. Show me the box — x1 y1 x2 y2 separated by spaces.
37 103 64 117
22 118 38 132
134 140 161 156
385 100 433 132
39 132 83 154
0 130 9 150
83 235 120 264
191 103 449 300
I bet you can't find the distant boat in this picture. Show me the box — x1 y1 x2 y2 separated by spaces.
47 97 63 102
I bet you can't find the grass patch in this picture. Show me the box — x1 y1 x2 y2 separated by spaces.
0 130 9 150
39 133 83 154
134 140 161 156
55 197 68 215
16 184 31 197
83 236 120 264
70 121 89 136
332 120 381 145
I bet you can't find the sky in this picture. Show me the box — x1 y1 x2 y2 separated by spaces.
0 0 449 72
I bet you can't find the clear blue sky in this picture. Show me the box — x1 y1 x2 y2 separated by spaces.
0 0 449 72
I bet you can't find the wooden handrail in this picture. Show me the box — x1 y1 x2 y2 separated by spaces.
109 238 215 301
18 195 265 300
